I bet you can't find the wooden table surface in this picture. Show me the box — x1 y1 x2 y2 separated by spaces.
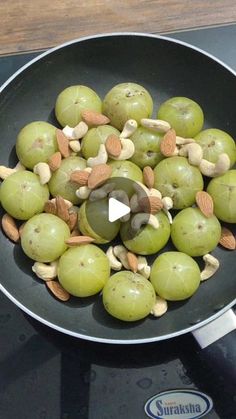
1 0 236 56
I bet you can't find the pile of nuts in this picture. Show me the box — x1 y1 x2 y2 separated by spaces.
0 109 235 316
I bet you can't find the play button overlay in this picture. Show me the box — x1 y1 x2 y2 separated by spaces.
108 198 130 222
84 177 150 242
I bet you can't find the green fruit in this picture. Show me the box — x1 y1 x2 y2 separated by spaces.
79 199 120 243
130 126 164 168
21 213 70 262
0 170 49 220
108 160 143 197
120 212 170 255
150 251 200 301
58 244 110 297
195 128 236 167
154 156 204 209
109 160 143 181
102 271 156 321
16 121 57 169
48 156 86 204
78 200 106 243
55 85 102 127
157 96 204 138
102 82 153 130
171 207 221 256
81 125 120 159
207 170 236 223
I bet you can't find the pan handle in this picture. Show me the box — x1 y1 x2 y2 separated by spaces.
192 308 236 385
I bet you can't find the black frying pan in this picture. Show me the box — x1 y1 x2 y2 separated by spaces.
0 34 235 364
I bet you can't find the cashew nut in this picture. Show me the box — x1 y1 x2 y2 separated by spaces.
87 144 108 167
178 143 203 166
0 162 25 180
141 118 171 133
113 245 130 269
89 183 115 201
33 162 51 184
131 213 159 230
63 126 76 139
106 246 122 271
162 197 173 209
199 153 230 177
14 161 26 171
137 256 151 279
109 189 130 221
130 193 141 213
137 256 148 271
32 260 58 281
75 186 91 200
139 264 151 279
112 138 135 160
63 121 88 140
200 254 220 281
69 140 81 153
84 167 92 173
151 296 168 317
0 166 17 180
72 121 89 139
211 153 231 176
133 182 162 201
149 188 162 199
176 136 195 145
133 181 150 199
162 196 173 224
145 214 160 229
120 119 138 138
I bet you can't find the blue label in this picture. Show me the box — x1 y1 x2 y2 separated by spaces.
144 389 213 419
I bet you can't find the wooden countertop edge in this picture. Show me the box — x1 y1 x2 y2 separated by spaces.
1 22 235 58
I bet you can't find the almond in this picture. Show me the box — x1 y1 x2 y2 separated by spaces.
81 109 110 126
70 170 90 185
1 213 20 242
19 222 26 238
46 281 70 302
127 252 138 273
56 196 70 222
143 166 154 189
196 191 214 217
56 129 70 158
105 134 122 157
160 128 176 157
44 200 57 215
139 196 163 214
48 151 62 171
65 235 95 246
67 211 78 231
219 227 236 250
87 164 112 189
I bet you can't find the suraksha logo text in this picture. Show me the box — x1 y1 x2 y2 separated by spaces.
144 389 213 419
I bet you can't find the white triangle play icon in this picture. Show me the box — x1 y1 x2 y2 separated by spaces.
108 198 130 222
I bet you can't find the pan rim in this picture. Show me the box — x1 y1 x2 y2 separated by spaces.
0 281 235 344
0 31 235 343
1 31 236 96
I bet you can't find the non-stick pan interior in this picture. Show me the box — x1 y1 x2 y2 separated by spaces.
0 33 235 343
